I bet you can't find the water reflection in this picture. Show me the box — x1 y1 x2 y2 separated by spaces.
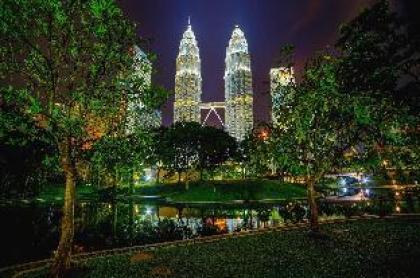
1 187 419 268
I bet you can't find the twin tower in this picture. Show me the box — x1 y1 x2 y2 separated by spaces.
174 20 253 141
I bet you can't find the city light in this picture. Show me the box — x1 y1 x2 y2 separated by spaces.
225 26 253 141
174 20 202 123
361 177 370 184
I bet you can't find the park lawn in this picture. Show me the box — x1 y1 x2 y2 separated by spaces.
37 185 97 202
36 180 306 203
23 219 420 278
137 180 307 202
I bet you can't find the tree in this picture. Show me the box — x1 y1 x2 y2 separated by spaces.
155 123 237 183
90 129 155 191
157 122 201 183
272 53 368 232
197 126 237 180
239 124 274 178
272 1 420 233
0 97 55 197
337 0 420 179
0 0 146 275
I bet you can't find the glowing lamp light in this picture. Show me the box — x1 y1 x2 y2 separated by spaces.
146 208 152 215
259 130 269 140
365 189 370 195
343 187 348 193
362 177 369 184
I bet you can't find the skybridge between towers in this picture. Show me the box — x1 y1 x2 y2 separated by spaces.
199 102 225 127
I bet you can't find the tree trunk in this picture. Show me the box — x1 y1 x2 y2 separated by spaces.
129 169 134 195
307 178 319 233
50 140 76 277
156 167 160 183
129 200 134 244
112 202 118 239
185 170 189 191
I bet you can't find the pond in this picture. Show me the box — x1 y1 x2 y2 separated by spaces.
1 186 419 268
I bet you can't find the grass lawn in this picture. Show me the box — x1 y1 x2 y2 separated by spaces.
36 185 97 202
34 180 306 203
136 179 307 202
24 219 420 277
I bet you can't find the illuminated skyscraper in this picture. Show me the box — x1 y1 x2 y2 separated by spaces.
224 26 253 141
270 67 295 126
174 19 202 123
126 46 161 134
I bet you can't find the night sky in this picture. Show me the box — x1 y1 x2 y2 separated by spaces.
117 0 410 126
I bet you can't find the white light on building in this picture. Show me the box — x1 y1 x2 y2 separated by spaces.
126 46 161 133
224 26 253 141
174 18 202 123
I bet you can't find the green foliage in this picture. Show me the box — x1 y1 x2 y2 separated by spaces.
0 87 57 196
239 125 275 177
197 126 237 176
270 0 419 183
0 0 168 195
272 53 361 180
156 122 201 178
155 122 237 180
141 85 171 111
90 129 155 188
337 0 420 173
0 1 158 271
274 43 295 68
0 0 143 152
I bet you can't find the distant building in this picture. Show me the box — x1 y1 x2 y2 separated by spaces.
126 46 161 134
270 67 295 126
224 26 253 141
174 19 202 123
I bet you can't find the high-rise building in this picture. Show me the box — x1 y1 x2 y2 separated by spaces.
174 19 202 123
270 67 295 126
126 46 161 134
224 26 253 141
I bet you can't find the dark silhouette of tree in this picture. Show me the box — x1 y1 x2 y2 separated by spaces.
156 122 237 183
197 126 237 180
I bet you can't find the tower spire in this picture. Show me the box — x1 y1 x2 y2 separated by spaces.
174 16 202 124
224 26 253 141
